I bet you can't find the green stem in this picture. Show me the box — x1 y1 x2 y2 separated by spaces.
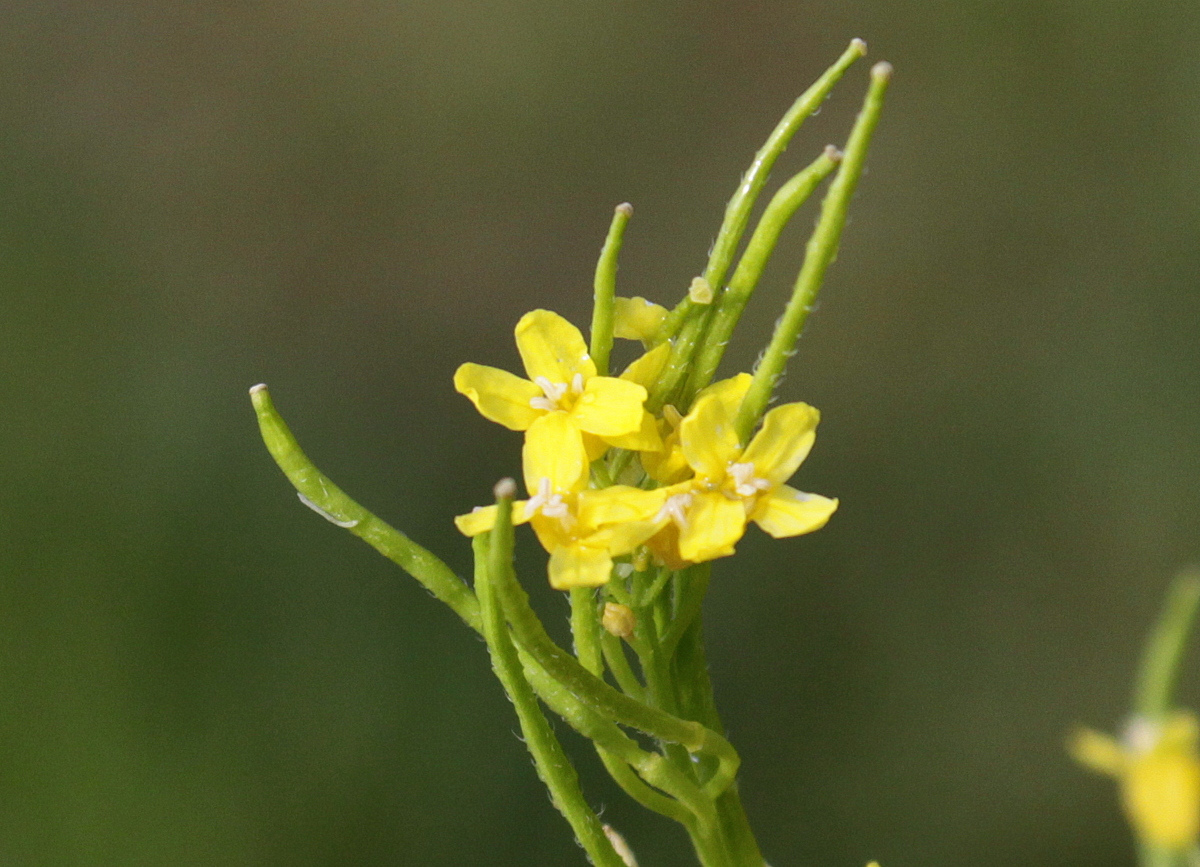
735 61 892 443
600 629 648 700
519 652 714 829
636 566 675 609
475 496 625 867
633 590 745 867
648 305 715 413
685 147 842 400
250 384 480 632
490 537 741 799
652 296 694 346
590 457 616 489
651 39 867 382
571 587 605 673
490 547 711 833
687 38 867 329
590 203 634 377
674 618 765 866
1139 841 1183 867
1134 567 1200 719
708 39 865 284
660 566 710 660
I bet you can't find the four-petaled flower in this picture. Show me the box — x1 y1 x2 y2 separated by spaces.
455 306 838 586
647 390 838 567
1071 712 1200 850
455 412 666 589
454 309 659 471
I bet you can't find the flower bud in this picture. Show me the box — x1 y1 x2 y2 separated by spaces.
602 602 636 639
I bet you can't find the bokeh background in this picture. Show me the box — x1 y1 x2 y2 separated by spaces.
3 2 1200 865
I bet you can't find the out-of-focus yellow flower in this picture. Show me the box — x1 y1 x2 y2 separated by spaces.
454 309 658 469
454 412 667 589
647 390 838 566
1070 711 1200 850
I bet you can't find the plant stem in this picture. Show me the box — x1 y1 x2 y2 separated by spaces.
489 533 742 799
1139 841 1183 867
249 384 481 632
650 39 868 412
675 618 765 866
685 146 842 400
600 629 648 700
590 203 634 377
475 495 625 867
653 37 868 351
1134 567 1200 720
735 61 892 443
648 304 716 413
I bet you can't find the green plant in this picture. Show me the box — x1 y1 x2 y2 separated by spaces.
251 40 890 867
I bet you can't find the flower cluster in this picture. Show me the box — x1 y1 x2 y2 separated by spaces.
250 43 892 867
454 307 838 589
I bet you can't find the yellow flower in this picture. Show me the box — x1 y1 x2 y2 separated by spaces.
642 373 752 485
647 391 838 566
454 412 667 589
454 309 656 468
1071 712 1200 850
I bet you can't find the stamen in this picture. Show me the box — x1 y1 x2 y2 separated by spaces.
656 492 694 528
729 462 771 498
525 477 554 513
1124 716 1162 755
525 477 576 531
530 375 570 411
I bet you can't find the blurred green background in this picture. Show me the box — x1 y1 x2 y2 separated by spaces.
3 2 1199 865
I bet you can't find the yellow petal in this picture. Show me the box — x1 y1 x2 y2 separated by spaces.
602 410 664 452
515 309 596 383
530 512 570 553
454 501 532 536
578 486 666 528
752 486 838 538
646 522 689 570
696 372 752 418
581 432 609 462
1069 727 1125 776
571 376 647 437
549 543 614 589
589 519 664 556
741 402 819 486
1124 749 1200 848
677 492 747 563
1122 712 1200 848
454 363 543 431
680 393 741 480
641 436 691 484
620 342 671 389
642 411 690 484
523 412 588 494
613 296 668 342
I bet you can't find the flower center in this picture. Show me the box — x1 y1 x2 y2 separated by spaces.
728 461 771 499
529 373 586 412
656 491 695 528
525 477 577 531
